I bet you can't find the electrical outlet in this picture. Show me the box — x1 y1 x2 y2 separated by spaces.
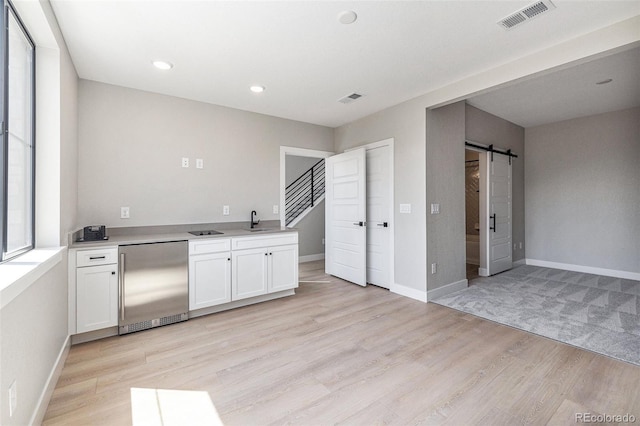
514 243 516 250
223 205 230 216
196 158 204 169
9 380 17 418
181 157 189 168
399 204 411 214
431 263 437 274
519 242 523 249
322 238 325 245
120 207 130 219
273 204 279 214
430 203 440 214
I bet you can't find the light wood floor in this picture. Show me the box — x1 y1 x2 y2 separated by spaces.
44 260 640 425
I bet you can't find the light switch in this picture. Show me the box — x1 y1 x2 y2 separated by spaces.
273 205 279 214
196 159 204 169
430 203 440 214
399 204 411 214
120 207 130 219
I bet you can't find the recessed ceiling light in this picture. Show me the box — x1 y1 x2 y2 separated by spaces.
250 85 265 93
596 78 613 85
152 60 173 70
338 10 358 25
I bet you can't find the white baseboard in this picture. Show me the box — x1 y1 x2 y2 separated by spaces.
525 258 640 281
391 283 427 303
427 279 468 301
479 268 489 277
299 253 325 263
513 259 526 266
31 335 70 425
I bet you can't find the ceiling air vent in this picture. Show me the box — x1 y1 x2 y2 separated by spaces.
498 0 556 30
338 92 364 104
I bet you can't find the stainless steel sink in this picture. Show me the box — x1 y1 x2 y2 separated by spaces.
189 230 224 236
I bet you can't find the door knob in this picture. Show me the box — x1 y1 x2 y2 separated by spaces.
376 222 388 227
353 221 364 227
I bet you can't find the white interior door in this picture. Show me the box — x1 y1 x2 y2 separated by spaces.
325 148 367 286
366 145 392 288
485 153 512 275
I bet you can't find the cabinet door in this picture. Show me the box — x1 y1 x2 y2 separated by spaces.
76 264 118 333
189 252 231 310
269 244 299 293
232 247 268 301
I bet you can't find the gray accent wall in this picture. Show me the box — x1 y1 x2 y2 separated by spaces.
426 102 467 291
77 80 334 228
466 104 525 262
525 107 640 273
334 97 427 294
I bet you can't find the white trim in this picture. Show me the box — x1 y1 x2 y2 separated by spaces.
525 259 640 281
427 279 468 300
280 146 334 227
30 335 70 425
0 248 64 309
391 283 427 303
513 258 526 266
344 137 394 153
478 267 489 277
299 253 325 263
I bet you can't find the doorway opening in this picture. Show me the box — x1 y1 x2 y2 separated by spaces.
464 149 481 282
280 147 333 264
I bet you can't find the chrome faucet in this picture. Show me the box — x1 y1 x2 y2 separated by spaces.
251 210 260 228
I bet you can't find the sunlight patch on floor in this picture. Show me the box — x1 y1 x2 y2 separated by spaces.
131 388 223 425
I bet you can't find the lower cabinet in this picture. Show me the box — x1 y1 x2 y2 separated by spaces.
76 249 119 333
188 239 232 310
231 243 298 301
189 251 232 310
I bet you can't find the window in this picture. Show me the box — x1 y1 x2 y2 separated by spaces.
0 0 35 261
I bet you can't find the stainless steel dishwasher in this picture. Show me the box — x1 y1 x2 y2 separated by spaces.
118 240 188 335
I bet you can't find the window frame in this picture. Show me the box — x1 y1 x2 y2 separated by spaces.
0 0 36 262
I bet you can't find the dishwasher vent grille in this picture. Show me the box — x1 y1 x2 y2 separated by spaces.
119 312 188 335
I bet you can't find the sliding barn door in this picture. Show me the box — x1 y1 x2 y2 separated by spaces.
486 153 512 275
325 149 367 286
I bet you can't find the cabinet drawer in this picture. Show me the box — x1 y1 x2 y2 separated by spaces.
76 247 118 267
189 238 231 255
231 233 298 250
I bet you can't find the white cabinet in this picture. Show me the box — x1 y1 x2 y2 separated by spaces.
189 239 232 310
76 247 118 333
231 234 298 301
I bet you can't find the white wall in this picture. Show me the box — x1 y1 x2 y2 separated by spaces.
335 97 427 294
0 1 78 425
77 81 334 228
525 107 640 274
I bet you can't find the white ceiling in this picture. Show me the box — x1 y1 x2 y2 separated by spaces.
468 46 640 128
50 1 640 128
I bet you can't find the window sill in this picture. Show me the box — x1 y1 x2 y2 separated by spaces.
0 247 64 309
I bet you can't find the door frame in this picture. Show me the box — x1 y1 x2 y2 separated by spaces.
345 138 395 289
279 146 334 228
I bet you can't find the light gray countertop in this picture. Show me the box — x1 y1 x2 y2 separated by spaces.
69 221 296 249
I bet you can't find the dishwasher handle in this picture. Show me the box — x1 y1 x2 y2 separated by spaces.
119 253 125 321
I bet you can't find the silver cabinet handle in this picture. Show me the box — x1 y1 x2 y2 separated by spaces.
119 253 125 321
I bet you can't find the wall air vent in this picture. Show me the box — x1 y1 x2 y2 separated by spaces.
498 0 555 30
338 92 364 104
